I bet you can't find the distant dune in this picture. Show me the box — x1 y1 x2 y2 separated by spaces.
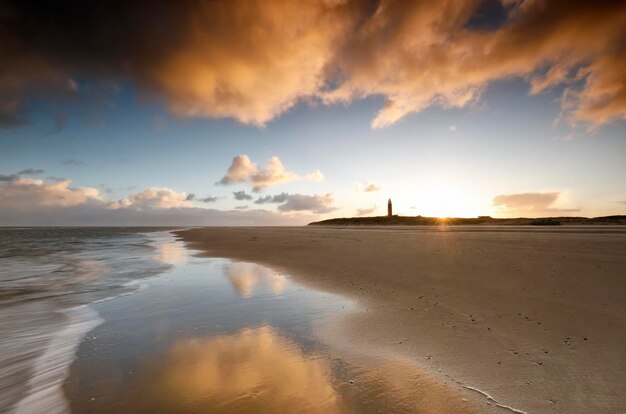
309 215 626 226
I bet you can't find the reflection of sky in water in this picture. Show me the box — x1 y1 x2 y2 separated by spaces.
156 240 188 265
130 326 342 413
65 234 353 413
227 262 287 298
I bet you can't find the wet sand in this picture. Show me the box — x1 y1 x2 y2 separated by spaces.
178 226 626 413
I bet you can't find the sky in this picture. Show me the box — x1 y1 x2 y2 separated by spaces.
1 0 625 225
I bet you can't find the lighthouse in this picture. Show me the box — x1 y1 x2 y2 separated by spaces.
387 198 392 217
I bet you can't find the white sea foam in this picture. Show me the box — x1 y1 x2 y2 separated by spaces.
461 384 528 414
0 228 174 413
91 279 150 304
13 306 103 414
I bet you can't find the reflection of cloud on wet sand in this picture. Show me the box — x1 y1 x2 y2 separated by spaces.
133 326 341 413
226 262 287 298
125 328 489 414
157 242 188 265
267 273 286 295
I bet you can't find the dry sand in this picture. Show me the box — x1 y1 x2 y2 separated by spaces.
178 226 626 413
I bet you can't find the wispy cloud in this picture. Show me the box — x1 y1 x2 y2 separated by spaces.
0 168 44 182
354 182 381 192
62 159 84 166
18 168 44 175
492 191 579 217
356 205 377 216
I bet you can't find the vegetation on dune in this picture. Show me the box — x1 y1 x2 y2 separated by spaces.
309 215 626 226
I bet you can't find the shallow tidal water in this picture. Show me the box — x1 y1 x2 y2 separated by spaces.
65 234 358 413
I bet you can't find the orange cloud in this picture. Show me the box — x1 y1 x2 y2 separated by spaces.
111 187 193 210
147 0 353 126
217 155 258 185
2 1 625 128
325 0 626 128
218 155 322 192
0 177 101 207
131 327 342 413
249 156 299 192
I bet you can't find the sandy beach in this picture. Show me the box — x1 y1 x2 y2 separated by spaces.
178 226 626 413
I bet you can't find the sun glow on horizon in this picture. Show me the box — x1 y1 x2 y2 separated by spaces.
395 181 485 218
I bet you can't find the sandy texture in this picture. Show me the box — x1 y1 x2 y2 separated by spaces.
178 226 626 413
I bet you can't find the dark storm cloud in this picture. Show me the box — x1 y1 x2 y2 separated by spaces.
1 0 625 129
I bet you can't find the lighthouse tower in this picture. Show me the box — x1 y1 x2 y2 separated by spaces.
387 198 392 217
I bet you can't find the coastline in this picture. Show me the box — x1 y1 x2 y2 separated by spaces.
177 225 626 413
0 229 174 414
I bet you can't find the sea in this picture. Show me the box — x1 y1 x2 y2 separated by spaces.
0 227 179 413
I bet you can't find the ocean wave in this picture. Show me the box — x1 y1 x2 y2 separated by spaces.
13 306 103 414
0 228 175 413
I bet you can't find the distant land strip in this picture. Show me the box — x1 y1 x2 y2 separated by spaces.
308 215 626 226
